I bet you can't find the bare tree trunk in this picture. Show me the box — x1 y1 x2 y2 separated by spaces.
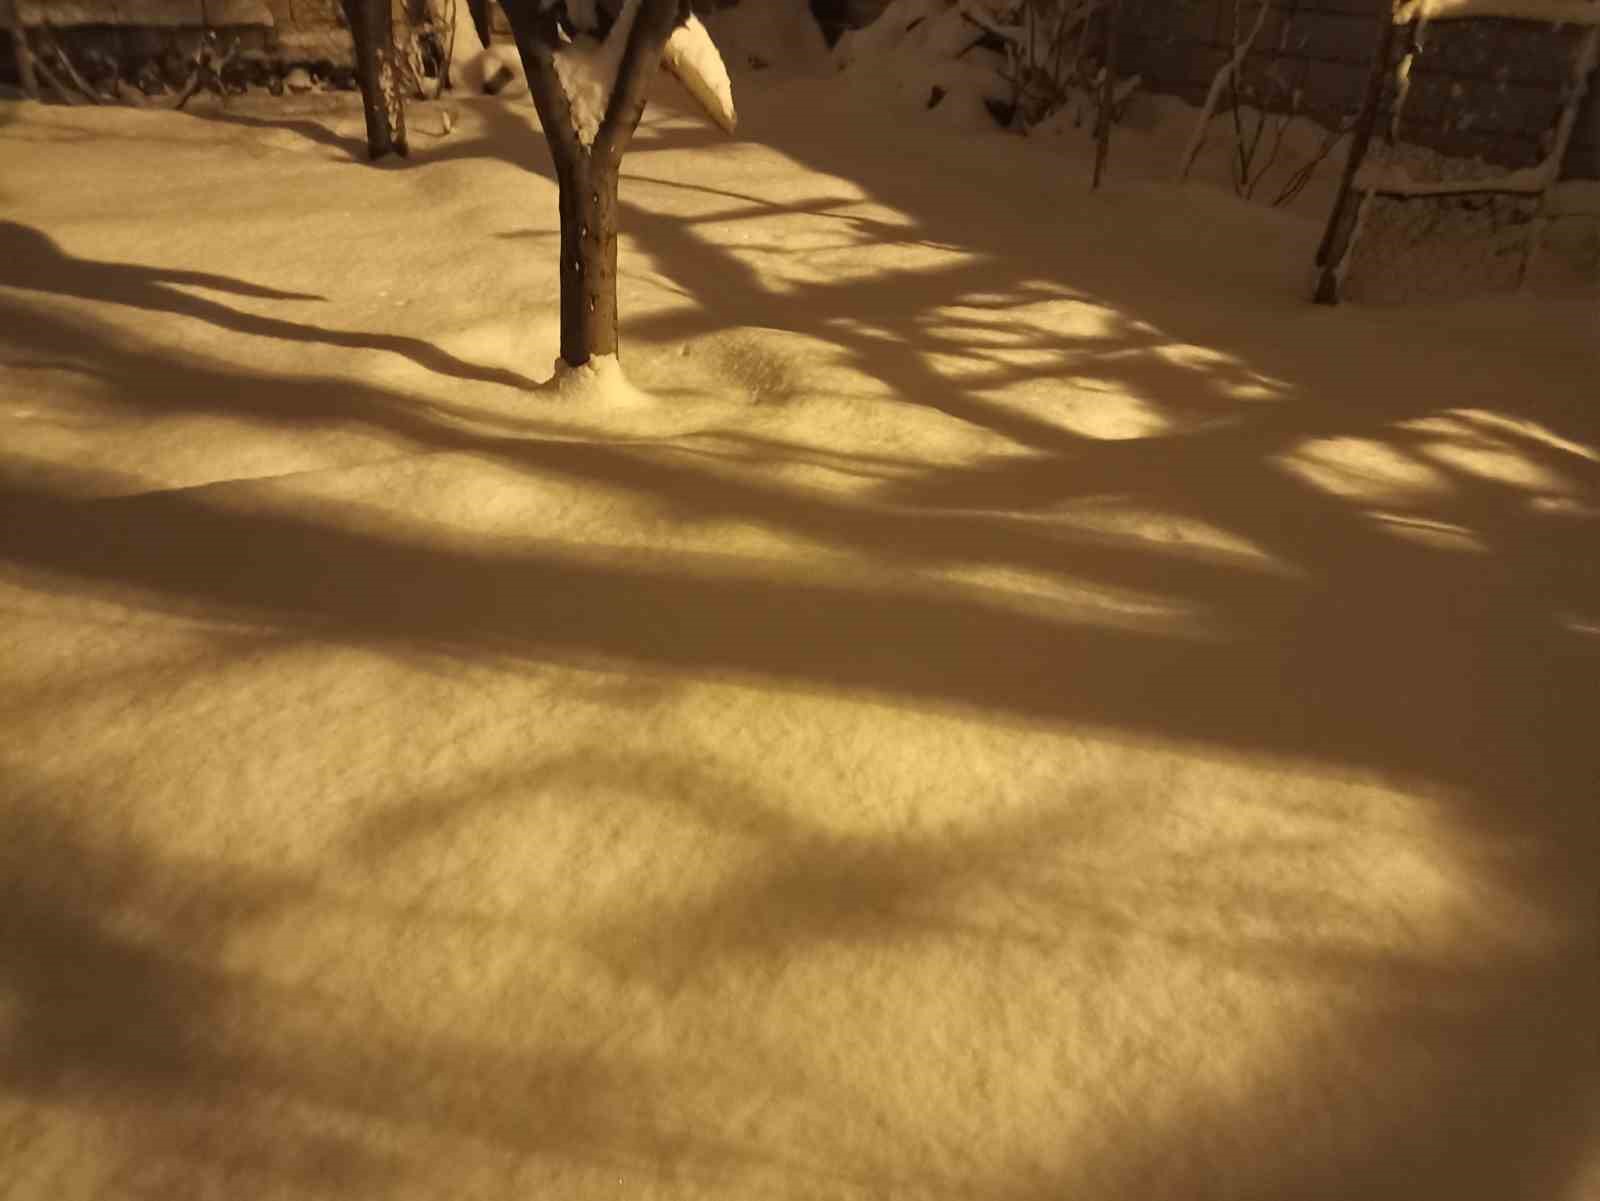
554 149 623 361
342 0 409 160
502 0 687 367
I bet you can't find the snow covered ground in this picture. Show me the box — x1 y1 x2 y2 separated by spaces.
2 6 1598 1198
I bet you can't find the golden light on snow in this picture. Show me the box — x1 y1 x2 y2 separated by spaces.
1404 410 1588 494
3 33 1597 1201
1275 435 1457 503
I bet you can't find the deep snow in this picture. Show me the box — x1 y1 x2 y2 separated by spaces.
1 4 1597 1199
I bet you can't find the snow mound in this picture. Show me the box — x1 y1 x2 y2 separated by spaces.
545 353 657 409
663 14 738 134
699 0 830 78
832 0 1009 134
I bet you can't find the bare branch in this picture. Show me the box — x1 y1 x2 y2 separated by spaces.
1178 0 1271 180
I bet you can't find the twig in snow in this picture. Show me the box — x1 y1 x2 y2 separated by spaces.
1272 113 1348 206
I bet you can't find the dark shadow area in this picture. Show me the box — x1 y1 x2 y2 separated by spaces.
0 779 839 1195
0 221 540 391
180 104 371 161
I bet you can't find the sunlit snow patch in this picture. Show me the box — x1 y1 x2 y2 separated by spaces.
1275 436 1455 505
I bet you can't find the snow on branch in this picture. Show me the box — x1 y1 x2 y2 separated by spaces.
553 0 644 148
661 15 736 135
1392 0 1600 24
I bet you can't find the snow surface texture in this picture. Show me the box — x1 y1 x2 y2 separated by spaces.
2 1 1599 1198
833 0 1013 133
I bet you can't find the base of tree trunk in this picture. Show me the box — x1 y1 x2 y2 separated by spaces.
343 0 410 161
556 154 621 367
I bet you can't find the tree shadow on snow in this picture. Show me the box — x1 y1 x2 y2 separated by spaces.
2 93 1598 1200
180 104 371 161
0 221 540 391
0 778 835 1195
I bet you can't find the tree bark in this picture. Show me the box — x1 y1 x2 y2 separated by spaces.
501 0 687 367
554 149 623 362
342 0 409 161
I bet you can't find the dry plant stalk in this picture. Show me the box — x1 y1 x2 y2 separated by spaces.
171 33 241 110
1178 0 1270 179
38 23 104 103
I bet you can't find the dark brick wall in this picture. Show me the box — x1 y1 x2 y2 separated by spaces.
8 0 1593 180
1122 0 1598 179
3 0 433 72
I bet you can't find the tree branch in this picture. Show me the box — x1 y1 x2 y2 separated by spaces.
503 0 585 165
594 0 682 164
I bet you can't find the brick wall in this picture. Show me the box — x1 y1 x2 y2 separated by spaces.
8 0 1594 181
805 0 1595 179
4 0 437 72
1121 0 1599 179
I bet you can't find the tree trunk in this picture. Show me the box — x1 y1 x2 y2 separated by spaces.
342 0 409 160
502 0 687 368
1312 11 1396 304
555 151 623 364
